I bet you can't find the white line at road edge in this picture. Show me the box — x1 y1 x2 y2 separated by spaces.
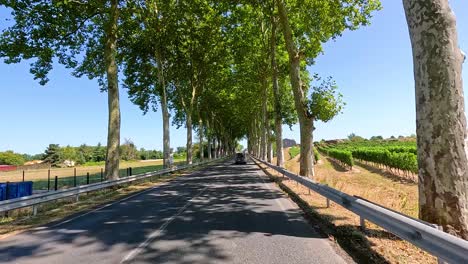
120 186 208 263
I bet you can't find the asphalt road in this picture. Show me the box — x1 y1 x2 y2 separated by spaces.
0 158 349 264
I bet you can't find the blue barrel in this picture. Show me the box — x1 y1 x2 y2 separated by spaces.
0 183 5 201
18 181 33 197
0 181 33 201
7 182 19 199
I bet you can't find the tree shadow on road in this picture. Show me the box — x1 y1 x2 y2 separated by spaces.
0 162 344 264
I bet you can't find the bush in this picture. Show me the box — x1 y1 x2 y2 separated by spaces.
327 149 353 167
352 148 417 174
0 151 26 166
313 148 320 163
289 146 300 159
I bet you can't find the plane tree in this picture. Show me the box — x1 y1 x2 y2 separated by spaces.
403 0 468 238
275 0 380 177
120 0 174 168
0 0 123 179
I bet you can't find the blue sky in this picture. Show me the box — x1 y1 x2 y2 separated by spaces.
1 0 467 154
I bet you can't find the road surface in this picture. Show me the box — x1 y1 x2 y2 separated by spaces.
0 158 350 264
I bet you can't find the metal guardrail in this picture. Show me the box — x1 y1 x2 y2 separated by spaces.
252 156 468 264
0 159 222 214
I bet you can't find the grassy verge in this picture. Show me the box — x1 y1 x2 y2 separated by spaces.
0 161 215 239
256 156 436 264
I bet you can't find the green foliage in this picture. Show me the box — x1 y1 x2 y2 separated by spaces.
347 133 365 142
288 145 319 162
320 139 418 174
60 145 78 162
319 147 354 168
43 144 62 166
0 151 26 166
139 148 163 160
289 146 300 159
282 0 382 66
352 148 418 173
309 76 345 122
120 139 139 161
173 152 187 159
313 147 320 162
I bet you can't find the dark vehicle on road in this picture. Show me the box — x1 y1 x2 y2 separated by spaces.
234 152 247 165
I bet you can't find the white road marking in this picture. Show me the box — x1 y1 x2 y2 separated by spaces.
120 186 208 263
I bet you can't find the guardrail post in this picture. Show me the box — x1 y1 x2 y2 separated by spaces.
326 198 330 208
86 172 90 185
75 194 79 202
360 216 366 230
54 176 58 191
74 168 77 187
47 170 50 191
101 168 104 182
32 205 38 216
130 167 132 176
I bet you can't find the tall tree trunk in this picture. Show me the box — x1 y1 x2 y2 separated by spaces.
161 86 170 168
213 136 218 159
261 78 268 160
217 137 221 157
267 131 272 163
300 117 315 177
277 0 314 177
186 113 193 165
403 0 468 238
104 0 120 180
271 17 284 167
156 57 170 169
207 119 212 159
199 117 204 161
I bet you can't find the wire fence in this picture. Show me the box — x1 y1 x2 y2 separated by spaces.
0 160 188 192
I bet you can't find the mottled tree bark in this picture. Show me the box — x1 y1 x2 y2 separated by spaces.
261 78 268 160
213 136 218 159
207 119 212 159
104 0 120 180
403 0 468 238
277 0 314 177
217 137 221 158
199 117 204 161
161 86 170 168
271 17 284 167
186 113 193 165
267 132 273 163
156 56 170 169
